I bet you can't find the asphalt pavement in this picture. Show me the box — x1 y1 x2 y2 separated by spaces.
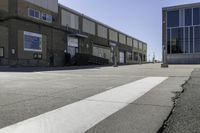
0 64 198 133
162 68 200 133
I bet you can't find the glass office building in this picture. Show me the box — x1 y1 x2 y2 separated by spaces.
163 3 200 64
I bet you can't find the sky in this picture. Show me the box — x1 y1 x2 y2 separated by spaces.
58 0 200 61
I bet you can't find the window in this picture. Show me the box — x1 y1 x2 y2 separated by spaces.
41 13 47 21
167 10 179 27
167 29 171 54
28 8 52 23
171 28 184 53
185 27 189 53
41 13 52 23
194 26 200 53
185 9 192 26
190 27 194 53
28 8 40 19
46 14 52 23
193 8 200 25
0 47 4 58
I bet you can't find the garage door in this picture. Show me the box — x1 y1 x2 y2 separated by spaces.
119 52 125 64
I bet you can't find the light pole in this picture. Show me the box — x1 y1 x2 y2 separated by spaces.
161 45 168 67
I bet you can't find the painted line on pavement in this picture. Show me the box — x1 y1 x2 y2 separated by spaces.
0 77 168 133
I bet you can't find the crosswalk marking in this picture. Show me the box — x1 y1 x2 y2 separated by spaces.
0 77 168 133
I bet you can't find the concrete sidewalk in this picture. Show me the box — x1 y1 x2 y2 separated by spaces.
162 69 200 133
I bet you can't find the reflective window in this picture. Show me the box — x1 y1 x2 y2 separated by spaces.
194 26 200 53
167 10 179 27
171 28 184 53
28 8 40 19
185 27 189 53
190 27 194 53
193 8 200 25
167 29 171 54
185 9 192 26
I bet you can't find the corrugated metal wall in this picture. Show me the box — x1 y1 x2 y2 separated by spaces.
119 33 126 44
61 10 79 30
82 18 95 35
24 0 58 13
97 25 107 39
109 29 118 42
127 37 132 46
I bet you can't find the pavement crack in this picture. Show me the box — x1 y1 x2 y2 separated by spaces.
157 75 191 133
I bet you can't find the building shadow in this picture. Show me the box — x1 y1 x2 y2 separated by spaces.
0 65 111 73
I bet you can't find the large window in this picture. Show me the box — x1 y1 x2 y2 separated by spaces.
0 47 4 57
185 9 192 26
167 10 179 27
171 28 184 53
167 29 171 54
24 31 43 52
190 27 194 53
193 8 200 25
185 27 189 53
194 26 200 53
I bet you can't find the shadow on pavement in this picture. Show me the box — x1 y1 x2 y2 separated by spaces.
0 65 110 73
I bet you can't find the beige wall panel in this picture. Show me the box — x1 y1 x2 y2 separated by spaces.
119 34 126 44
139 42 143 50
61 10 79 30
127 37 132 46
24 0 58 12
109 29 118 42
97 25 107 39
83 18 95 35
133 39 138 48
143 44 147 51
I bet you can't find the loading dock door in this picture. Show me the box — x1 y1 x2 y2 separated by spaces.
119 52 125 64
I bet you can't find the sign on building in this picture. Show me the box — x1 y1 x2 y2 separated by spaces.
24 31 42 52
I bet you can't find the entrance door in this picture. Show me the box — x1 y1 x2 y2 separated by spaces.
68 46 78 58
68 37 78 58
119 51 125 64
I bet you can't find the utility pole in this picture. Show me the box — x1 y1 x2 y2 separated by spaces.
161 10 168 68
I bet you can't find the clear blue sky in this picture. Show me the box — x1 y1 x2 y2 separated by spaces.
58 0 200 61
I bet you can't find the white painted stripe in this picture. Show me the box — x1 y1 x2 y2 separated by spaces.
0 77 167 133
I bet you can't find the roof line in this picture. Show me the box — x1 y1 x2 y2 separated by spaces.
58 3 147 44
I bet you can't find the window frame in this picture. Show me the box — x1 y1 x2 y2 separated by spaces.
28 8 40 20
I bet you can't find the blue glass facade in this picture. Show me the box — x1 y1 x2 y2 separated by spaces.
167 7 200 54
